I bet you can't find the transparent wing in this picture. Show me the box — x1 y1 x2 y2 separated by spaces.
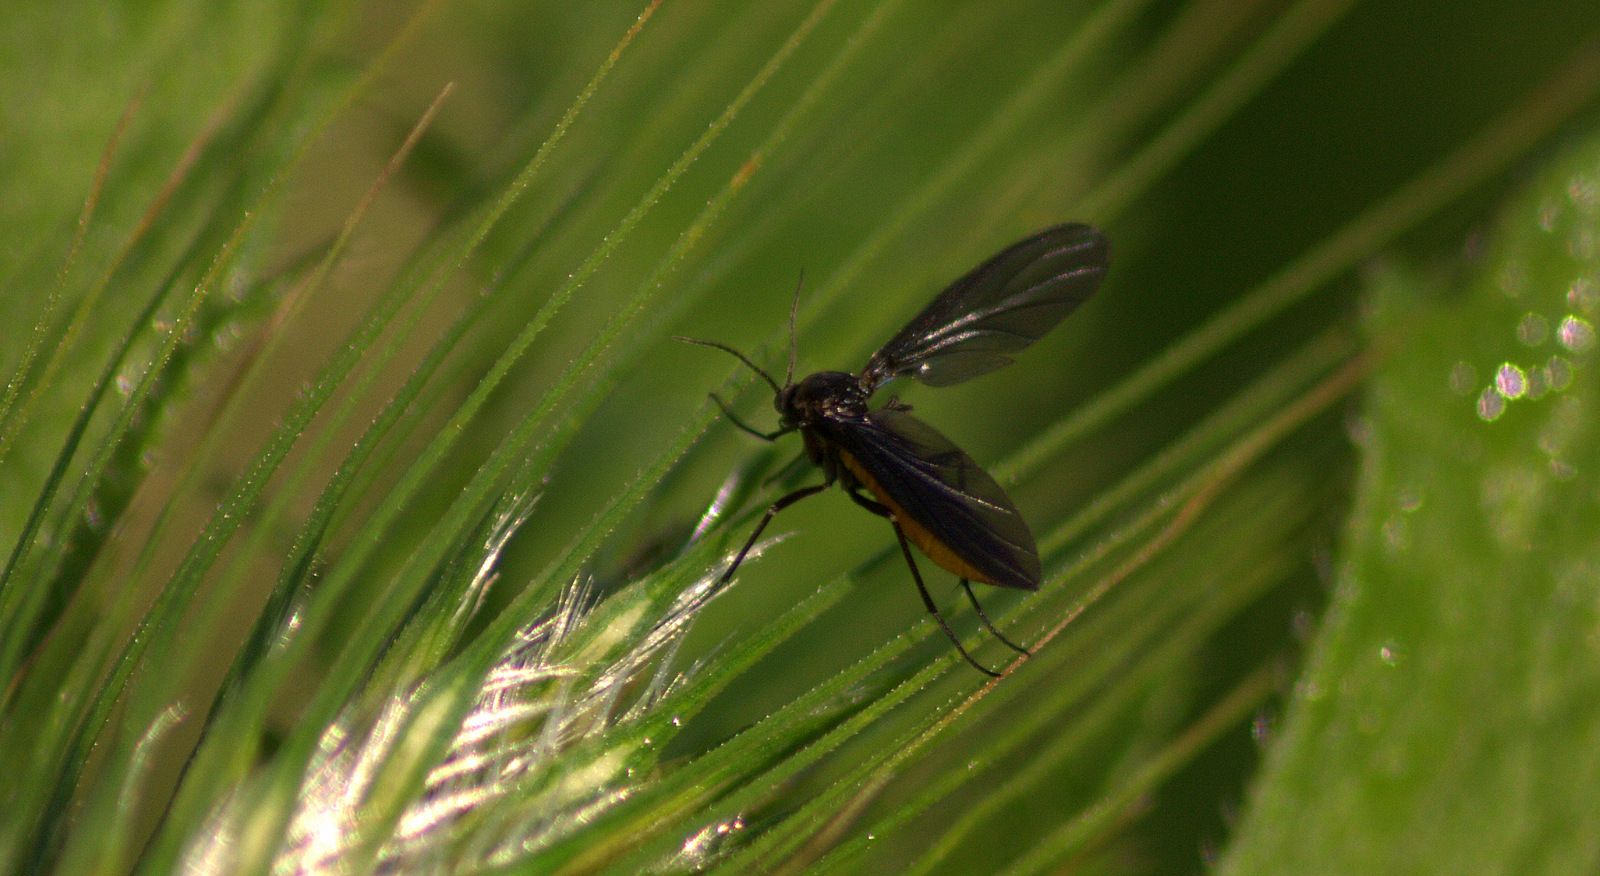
824 408 1040 590
860 223 1108 391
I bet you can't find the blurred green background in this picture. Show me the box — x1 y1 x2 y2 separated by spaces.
3 0 1599 873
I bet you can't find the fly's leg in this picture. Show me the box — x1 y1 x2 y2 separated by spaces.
960 579 1030 656
850 488 1015 674
845 488 891 518
709 393 788 441
888 520 1002 678
719 481 830 586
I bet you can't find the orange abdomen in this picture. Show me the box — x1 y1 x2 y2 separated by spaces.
838 450 998 585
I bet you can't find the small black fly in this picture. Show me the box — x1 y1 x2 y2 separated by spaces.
679 224 1109 676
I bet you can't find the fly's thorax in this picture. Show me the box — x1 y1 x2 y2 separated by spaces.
775 370 869 427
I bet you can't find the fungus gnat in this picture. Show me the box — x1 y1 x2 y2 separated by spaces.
678 223 1109 676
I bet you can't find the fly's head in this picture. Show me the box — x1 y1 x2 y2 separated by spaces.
776 370 868 428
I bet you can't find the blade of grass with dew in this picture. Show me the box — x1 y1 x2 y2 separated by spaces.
121 4 671 867
122 81 454 708
188 225 483 707
0 75 360 876
43 82 438 815
0 0 390 626
156 0 656 696
1220 133 1600 876
191 206 532 690
0 83 269 661
197 7 850 866
126 79 453 613
0 1 330 467
446 0 921 659
0 79 288 686
0 76 248 488
395 0 903 659
0 0 385 672
221 0 823 779
0 241 297 863
192 0 663 660
23 233 323 691
141 124 508 875
0 93 136 465
2 65 288 479
6 14 462 872
1003 668 1277 876
184 1 851 863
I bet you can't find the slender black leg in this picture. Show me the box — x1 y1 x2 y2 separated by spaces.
889 523 1001 678
853 489 1021 669
960 579 1030 656
845 488 891 518
710 393 789 441
719 481 830 585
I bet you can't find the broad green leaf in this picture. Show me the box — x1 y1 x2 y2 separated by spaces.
1222 139 1600 875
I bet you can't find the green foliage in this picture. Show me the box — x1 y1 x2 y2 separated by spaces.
1 1 1598 874
1222 139 1600 875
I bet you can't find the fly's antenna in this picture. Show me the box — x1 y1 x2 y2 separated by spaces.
672 336 783 394
785 269 803 386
